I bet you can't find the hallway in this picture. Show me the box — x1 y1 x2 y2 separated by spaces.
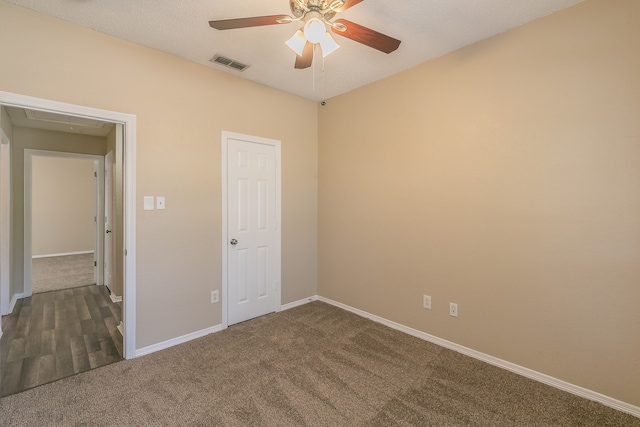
0 285 122 397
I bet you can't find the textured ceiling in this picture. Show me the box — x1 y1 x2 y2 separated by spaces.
6 0 583 102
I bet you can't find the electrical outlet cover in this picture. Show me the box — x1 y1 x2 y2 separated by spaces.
449 302 458 317
423 295 431 309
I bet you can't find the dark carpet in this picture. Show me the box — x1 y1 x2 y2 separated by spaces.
0 301 637 426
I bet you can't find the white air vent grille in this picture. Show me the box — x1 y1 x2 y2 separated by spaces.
210 55 250 72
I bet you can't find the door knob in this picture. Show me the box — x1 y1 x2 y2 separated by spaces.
230 239 238 246
106 230 112 233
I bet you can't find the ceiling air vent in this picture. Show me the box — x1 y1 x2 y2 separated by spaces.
210 55 250 72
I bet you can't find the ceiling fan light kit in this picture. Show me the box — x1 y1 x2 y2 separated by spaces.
303 16 326 43
209 0 401 70
319 32 340 57
286 30 308 56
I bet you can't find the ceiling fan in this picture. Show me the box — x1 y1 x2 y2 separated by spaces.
209 0 401 69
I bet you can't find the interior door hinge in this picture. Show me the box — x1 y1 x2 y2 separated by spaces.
94 171 97 177
94 261 97 267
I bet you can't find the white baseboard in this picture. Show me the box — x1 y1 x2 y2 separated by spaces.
135 324 224 358
132 296 319 360
9 293 25 314
116 321 123 336
32 250 94 259
109 292 122 304
317 296 640 419
280 295 318 311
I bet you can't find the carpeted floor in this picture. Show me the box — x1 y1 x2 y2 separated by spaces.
0 301 637 426
32 254 95 294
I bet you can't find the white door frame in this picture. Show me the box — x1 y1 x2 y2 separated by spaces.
221 131 281 329
93 161 100 286
0 127 10 320
0 91 137 359
24 150 105 296
103 150 114 292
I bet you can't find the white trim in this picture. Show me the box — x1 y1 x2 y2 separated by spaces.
93 161 100 286
0 129 10 317
281 296 317 311
135 324 223 358
116 321 123 336
317 296 640 418
131 296 312 358
109 292 122 304
221 131 282 328
32 250 94 259
0 91 137 360
103 151 114 292
122 119 137 360
24 150 105 296
9 292 25 314
221 134 228 329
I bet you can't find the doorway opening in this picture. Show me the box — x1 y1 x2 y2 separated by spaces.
0 91 136 364
25 150 105 297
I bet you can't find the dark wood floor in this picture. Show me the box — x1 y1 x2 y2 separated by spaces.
0 285 123 397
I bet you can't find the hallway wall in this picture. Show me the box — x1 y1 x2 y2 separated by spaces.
32 155 96 256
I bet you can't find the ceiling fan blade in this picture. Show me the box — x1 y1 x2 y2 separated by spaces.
335 0 366 12
295 41 313 69
331 19 401 54
209 15 291 30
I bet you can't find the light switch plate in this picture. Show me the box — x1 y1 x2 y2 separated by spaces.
143 196 154 210
156 197 165 210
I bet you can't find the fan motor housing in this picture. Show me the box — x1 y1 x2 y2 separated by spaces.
290 0 338 20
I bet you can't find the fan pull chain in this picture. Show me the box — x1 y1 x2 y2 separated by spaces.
312 44 316 93
322 54 326 103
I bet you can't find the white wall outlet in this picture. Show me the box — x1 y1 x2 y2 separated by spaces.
211 290 219 304
449 302 458 317
423 295 431 310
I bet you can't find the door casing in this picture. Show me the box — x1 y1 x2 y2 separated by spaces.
104 151 114 294
0 91 137 358
0 128 10 318
24 150 104 296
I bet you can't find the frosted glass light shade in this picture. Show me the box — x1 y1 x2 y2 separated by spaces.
304 18 326 44
285 30 307 56
319 32 340 57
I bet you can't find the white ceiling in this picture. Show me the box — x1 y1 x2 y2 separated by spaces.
6 0 583 102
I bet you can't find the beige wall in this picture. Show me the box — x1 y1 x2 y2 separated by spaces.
0 1 318 348
318 0 639 407
3 0 635 410
31 156 96 256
